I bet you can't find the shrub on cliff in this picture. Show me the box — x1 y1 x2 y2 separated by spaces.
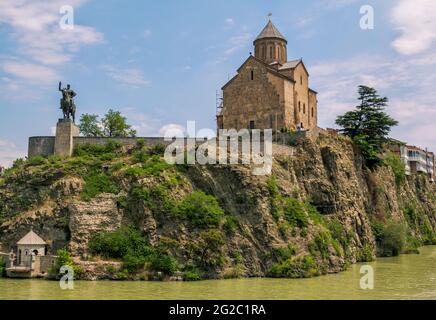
26 155 47 167
384 152 406 186
89 227 178 276
74 140 122 157
373 221 407 257
266 176 311 229
0 258 6 277
182 265 203 281
81 173 120 201
126 155 172 177
188 229 226 269
174 191 225 228
89 226 151 259
268 255 319 278
49 249 83 278
148 254 178 275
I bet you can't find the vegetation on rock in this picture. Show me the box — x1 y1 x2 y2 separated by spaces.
0 129 435 281
49 249 83 277
0 258 6 277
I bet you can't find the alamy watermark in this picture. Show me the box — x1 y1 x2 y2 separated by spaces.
59 265 74 290
360 265 374 290
163 121 273 176
360 5 374 30
59 5 74 30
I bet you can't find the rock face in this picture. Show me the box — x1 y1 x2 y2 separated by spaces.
0 133 435 280
68 194 123 256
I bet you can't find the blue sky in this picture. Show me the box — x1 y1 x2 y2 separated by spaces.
0 0 435 166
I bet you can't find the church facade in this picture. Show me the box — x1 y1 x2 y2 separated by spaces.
217 20 318 132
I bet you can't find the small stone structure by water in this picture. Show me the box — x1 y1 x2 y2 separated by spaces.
1 230 57 278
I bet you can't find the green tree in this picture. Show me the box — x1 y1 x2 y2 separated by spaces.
101 109 137 138
79 114 103 137
336 86 398 166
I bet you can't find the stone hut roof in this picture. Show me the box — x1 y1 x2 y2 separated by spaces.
17 230 46 245
255 20 287 42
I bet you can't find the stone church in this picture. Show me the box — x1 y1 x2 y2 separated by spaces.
217 19 318 132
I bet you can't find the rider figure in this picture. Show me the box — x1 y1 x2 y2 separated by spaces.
59 82 77 122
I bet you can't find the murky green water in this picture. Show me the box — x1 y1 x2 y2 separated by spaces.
2 246 436 300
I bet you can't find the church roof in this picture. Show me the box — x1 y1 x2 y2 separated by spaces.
279 59 302 70
255 20 287 42
17 230 46 245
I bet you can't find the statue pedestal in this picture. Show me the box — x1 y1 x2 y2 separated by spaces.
54 119 80 157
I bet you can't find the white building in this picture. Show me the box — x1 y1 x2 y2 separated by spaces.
399 145 435 182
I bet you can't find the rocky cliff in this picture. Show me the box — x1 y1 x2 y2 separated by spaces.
0 134 435 280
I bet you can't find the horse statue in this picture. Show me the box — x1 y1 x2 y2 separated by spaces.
59 81 77 122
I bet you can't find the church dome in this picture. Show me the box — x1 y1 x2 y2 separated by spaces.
254 20 287 43
254 20 288 65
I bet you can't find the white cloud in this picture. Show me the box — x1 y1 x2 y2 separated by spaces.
159 124 186 138
0 139 25 168
102 65 150 88
311 51 436 152
391 0 436 55
0 0 103 91
0 0 103 65
225 33 252 55
2 61 59 84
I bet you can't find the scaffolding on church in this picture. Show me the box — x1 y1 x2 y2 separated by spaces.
216 90 223 116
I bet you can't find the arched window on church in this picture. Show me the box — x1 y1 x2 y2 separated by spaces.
312 108 314 118
251 70 254 81
303 104 306 114
298 102 301 112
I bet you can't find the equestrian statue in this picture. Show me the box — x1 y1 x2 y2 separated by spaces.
58 81 77 122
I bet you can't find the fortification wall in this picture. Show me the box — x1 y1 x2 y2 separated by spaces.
28 135 210 158
28 137 55 158
72 137 168 148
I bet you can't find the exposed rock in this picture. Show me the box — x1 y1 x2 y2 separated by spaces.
0 133 435 280
68 194 123 256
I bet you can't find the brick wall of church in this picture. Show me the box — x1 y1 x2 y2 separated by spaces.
222 59 284 131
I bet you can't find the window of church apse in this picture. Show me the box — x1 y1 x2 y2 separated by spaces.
312 107 314 118
300 76 303 85
251 70 254 81
303 104 306 114
298 102 301 112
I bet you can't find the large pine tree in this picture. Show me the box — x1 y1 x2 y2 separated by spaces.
336 85 398 166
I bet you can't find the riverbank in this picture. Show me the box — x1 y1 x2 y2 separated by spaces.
1 246 436 300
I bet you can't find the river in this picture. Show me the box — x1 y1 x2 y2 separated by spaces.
2 246 436 300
